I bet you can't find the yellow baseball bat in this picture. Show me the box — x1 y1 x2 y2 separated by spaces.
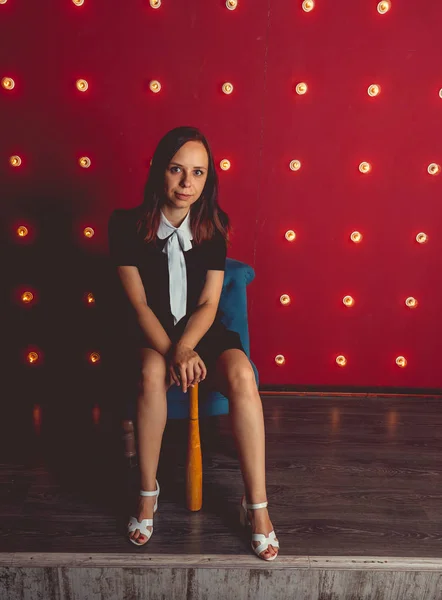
186 383 202 511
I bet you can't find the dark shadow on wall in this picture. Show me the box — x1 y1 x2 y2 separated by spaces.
5 198 141 414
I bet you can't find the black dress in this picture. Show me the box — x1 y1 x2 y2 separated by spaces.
108 207 244 370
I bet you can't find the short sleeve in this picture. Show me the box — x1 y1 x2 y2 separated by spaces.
205 229 227 271
108 209 139 267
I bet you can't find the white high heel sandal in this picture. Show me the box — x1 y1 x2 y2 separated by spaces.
240 496 280 561
127 480 160 546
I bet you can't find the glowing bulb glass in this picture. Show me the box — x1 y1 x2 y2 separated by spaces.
289 160 301 171
10 156 22 167
377 1 391 14
405 297 418 308
1 77 15 90
296 82 307 95
302 0 314 12
149 80 161 93
396 356 407 368
76 79 88 92
368 84 381 97
359 162 371 173
79 157 91 168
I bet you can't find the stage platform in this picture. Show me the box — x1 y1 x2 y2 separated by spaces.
1 393 442 599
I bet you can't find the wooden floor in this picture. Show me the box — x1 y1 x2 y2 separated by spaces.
1 393 442 559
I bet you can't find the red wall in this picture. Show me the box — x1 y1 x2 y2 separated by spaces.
2 0 442 390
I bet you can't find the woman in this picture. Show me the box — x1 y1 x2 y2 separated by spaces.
108 126 279 561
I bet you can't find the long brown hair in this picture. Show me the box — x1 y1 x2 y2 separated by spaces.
136 126 230 245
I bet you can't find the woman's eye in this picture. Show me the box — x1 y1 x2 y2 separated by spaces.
169 166 204 176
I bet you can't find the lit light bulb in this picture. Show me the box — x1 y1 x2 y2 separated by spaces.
439 89 442 99
27 352 39 364
226 0 238 10
22 292 34 304
368 84 381 97
1 77 15 90
416 232 428 244
359 162 371 174
428 163 441 175
220 159 231 170
0 0 9 4
10 156 22 167
83 227 94 238
396 356 407 368
149 80 161 93
275 354 285 366
377 1 391 14
302 0 314 12
350 231 362 243
89 352 101 364
86 293 95 304
76 79 88 92
222 82 234 94
72 0 84 5
336 355 347 367
17 226 29 237
405 297 418 308
289 160 301 171
343 295 354 307
295 82 308 95
280 294 291 305
79 156 91 168
285 230 296 242
150 0 161 7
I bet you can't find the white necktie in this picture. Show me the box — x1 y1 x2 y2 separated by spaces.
157 210 193 325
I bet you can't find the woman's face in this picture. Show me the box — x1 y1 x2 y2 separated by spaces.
164 141 209 210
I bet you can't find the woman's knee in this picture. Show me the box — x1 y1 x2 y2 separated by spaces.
222 355 256 394
140 348 168 390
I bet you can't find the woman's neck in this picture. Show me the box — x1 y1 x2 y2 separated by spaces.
161 206 190 228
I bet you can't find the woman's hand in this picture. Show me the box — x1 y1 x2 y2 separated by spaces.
168 342 207 393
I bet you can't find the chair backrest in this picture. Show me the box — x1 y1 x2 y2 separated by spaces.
218 258 255 356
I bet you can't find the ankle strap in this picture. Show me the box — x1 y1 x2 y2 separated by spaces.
140 480 159 497
246 501 268 509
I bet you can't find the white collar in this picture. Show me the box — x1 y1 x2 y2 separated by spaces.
157 210 193 241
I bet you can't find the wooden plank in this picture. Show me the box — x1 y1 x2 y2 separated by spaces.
2 553 442 571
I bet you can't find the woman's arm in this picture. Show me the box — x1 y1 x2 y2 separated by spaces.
116 265 172 357
178 269 225 350
169 269 224 392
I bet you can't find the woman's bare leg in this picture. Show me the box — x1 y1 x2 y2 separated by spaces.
213 349 278 559
129 348 170 543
